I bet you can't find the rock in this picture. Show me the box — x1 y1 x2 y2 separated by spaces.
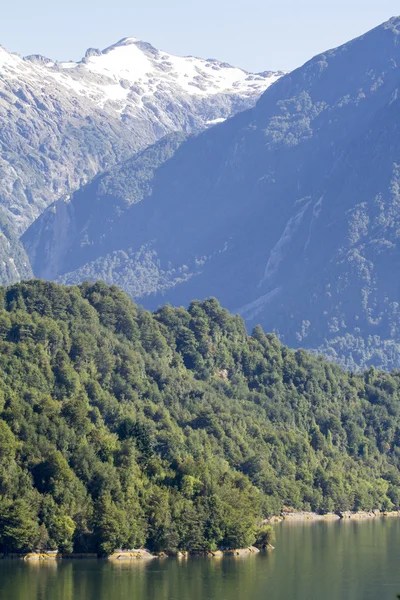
216 369 229 379
263 516 283 523
108 549 154 560
339 511 376 519
23 553 58 561
223 548 256 556
85 48 102 58
281 512 340 521
382 511 400 518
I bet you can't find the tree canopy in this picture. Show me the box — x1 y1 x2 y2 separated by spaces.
0 280 399 554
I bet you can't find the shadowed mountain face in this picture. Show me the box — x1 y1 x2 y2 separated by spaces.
0 38 280 284
23 17 400 369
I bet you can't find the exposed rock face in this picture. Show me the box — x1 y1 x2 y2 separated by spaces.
23 17 400 370
224 547 260 556
0 38 282 284
108 549 154 560
280 512 340 521
339 512 376 519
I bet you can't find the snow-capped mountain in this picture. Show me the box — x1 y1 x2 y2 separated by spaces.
26 37 280 113
23 16 400 370
0 37 282 284
0 38 282 235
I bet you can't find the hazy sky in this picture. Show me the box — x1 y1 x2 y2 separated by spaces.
1 1 399 72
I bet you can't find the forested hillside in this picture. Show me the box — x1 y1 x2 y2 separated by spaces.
0 281 399 554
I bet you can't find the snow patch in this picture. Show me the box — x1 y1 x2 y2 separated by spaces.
38 39 282 108
206 117 226 126
0 38 284 118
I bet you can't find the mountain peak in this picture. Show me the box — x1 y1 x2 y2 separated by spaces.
114 36 140 45
24 53 53 65
383 15 400 30
47 36 282 105
103 36 141 52
22 16 400 372
0 31 281 254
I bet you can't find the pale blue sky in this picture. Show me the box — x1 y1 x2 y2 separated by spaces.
1 1 399 72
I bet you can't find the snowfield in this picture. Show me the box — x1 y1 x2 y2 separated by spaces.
0 36 283 251
0 38 282 114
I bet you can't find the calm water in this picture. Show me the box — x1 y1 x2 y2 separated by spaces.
0 519 399 600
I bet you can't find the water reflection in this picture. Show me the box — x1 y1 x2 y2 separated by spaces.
0 519 399 600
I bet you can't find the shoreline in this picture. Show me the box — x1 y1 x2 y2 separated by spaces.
0 546 272 562
2 511 399 562
264 510 400 523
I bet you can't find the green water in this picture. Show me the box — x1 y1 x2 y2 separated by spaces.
0 519 399 600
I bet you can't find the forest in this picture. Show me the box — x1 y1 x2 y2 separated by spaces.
0 280 399 555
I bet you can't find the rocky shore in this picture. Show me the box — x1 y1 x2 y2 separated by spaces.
263 510 400 523
339 510 400 519
1 546 270 562
105 545 270 560
3 511 399 562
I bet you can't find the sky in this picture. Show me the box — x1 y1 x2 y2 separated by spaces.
1 1 399 72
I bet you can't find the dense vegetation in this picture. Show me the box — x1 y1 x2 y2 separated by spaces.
0 281 399 555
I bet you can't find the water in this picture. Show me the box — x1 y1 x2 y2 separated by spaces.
0 519 399 600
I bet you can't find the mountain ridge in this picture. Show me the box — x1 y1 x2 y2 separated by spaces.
23 16 400 370
0 36 281 284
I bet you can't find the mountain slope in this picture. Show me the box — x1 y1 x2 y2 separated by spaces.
0 38 281 284
0 280 399 554
24 17 400 370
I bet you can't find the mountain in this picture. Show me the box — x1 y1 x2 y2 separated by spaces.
23 17 400 371
0 280 399 554
0 38 281 284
